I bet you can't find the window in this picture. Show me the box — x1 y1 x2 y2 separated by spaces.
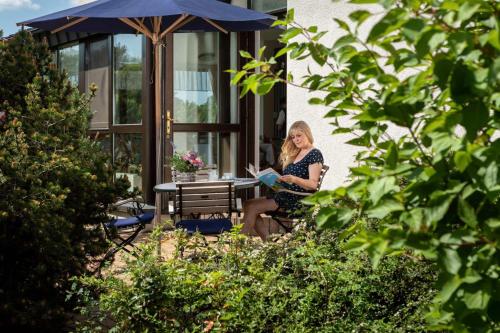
114 133 143 191
173 132 238 176
250 0 286 12
113 34 144 125
174 33 219 124
58 43 80 86
87 38 110 130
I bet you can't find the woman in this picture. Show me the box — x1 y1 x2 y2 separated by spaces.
240 121 324 240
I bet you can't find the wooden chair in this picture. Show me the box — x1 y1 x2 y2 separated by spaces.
265 165 330 234
173 181 236 235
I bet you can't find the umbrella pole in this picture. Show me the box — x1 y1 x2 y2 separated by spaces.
153 37 163 257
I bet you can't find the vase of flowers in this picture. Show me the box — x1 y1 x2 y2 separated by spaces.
170 151 205 182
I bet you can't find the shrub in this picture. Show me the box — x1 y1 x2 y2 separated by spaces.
71 227 436 332
231 0 500 330
0 31 129 330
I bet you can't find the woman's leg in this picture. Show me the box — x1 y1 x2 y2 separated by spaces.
240 198 278 240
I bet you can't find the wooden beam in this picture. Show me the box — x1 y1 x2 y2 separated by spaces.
119 17 153 40
51 17 88 34
202 18 228 34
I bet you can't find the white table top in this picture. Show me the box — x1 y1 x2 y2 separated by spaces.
153 178 259 193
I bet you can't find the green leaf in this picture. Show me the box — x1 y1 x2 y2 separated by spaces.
461 101 489 139
333 18 351 32
433 57 454 89
325 109 349 117
366 199 404 219
239 50 253 59
333 34 356 49
385 142 398 169
368 176 398 205
485 218 500 230
308 97 324 105
454 151 471 173
349 10 371 27
484 162 498 191
367 239 389 268
280 27 302 43
256 81 275 95
441 248 462 274
316 206 353 229
439 275 462 303
458 196 477 228
416 30 446 58
463 289 491 310
402 18 425 42
350 0 379 3
367 9 406 43
457 1 481 23
230 70 247 86
257 46 266 59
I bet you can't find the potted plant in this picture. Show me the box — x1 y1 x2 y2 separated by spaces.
170 151 205 182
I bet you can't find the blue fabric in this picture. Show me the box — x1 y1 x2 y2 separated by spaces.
176 218 232 235
19 0 275 33
107 212 154 229
274 148 324 212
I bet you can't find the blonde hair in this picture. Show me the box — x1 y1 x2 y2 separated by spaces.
279 121 314 168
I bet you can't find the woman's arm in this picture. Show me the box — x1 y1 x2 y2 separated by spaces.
278 163 322 191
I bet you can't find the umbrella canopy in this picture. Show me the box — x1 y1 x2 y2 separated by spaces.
18 0 275 35
18 0 276 249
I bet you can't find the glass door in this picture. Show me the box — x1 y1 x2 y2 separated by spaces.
167 32 241 180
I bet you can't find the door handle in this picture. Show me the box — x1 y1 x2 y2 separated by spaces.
166 110 172 138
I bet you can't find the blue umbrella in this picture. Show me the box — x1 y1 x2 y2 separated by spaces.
19 0 275 240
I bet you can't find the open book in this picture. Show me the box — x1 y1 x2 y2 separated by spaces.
246 163 283 190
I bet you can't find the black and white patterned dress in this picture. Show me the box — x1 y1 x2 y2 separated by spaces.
273 148 324 213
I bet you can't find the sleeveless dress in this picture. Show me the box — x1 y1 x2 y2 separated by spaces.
273 148 324 213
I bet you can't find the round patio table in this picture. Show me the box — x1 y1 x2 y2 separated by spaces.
153 178 260 193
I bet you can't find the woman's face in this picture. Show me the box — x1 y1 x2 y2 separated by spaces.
290 130 310 149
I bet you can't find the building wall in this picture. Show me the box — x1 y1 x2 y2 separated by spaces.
286 0 403 190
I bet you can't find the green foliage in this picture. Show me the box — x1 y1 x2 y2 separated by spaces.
70 227 436 332
232 0 500 331
0 31 129 330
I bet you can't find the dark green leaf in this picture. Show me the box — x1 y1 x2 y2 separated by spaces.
454 151 471 173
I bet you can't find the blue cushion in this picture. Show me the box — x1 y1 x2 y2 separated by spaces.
137 212 154 223
176 218 232 235
106 213 154 229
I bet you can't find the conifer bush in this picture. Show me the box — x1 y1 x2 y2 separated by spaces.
0 31 128 330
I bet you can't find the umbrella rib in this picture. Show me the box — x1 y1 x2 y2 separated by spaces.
202 18 228 34
51 17 88 34
119 17 153 40
133 18 149 35
160 13 189 38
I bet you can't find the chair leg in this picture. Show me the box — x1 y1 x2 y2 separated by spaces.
100 224 145 269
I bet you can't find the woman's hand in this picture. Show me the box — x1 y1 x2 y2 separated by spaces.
278 175 296 184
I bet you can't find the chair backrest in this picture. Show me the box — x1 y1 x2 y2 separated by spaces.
316 164 330 191
176 181 235 218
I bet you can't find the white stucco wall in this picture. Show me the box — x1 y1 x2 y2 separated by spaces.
286 0 388 190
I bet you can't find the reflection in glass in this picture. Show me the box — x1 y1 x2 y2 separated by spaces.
87 38 110 129
58 44 79 86
174 33 219 123
114 133 142 191
173 132 238 176
251 0 286 12
113 34 143 125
